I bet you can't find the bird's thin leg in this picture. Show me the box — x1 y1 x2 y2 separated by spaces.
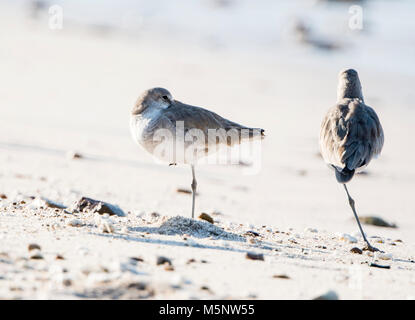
343 184 380 252
191 165 197 219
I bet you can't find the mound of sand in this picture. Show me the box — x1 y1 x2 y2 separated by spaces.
157 216 244 241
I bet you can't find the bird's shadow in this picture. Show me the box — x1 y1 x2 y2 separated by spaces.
94 232 252 254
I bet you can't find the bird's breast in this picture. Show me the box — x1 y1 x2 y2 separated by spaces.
130 113 156 146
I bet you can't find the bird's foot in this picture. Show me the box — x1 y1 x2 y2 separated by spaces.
362 243 382 253
169 163 177 166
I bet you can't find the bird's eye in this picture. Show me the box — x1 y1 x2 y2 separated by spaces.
162 95 169 101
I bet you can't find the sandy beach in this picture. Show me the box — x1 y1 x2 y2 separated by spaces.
0 1 414 299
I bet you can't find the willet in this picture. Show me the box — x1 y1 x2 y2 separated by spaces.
130 87 265 218
320 69 384 252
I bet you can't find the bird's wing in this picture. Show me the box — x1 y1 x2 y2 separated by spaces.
320 99 384 171
160 101 263 147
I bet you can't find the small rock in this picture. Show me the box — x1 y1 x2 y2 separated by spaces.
246 252 264 261
338 233 357 244
304 227 318 233
198 213 214 224
298 169 307 176
127 282 147 290
67 219 83 227
375 252 392 261
313 290 339 300
130 257 144 263
350 247 363 254
71 197 125 217
0 194 7 199
150 212 160 218
157 256 172 266
176 188 192 195
273 274 290 279
366 251 374 257
30 253 44 260
244 230 260 237
164 265 175 271
66 151 83 159
28 244 41 252
288 238 298 244
62 279 72 287
55 254 65 260
360 216 397 228
186 258 196 264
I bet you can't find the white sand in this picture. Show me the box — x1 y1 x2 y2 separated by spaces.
0 3 415 299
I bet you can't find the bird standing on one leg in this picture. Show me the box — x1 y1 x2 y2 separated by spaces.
319 69 384 252
130 87 265 218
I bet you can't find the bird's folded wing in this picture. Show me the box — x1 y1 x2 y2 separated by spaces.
161 101 260 147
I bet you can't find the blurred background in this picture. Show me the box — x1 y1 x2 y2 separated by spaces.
0 0 414 238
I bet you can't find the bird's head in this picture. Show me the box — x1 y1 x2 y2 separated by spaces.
337 68 363 102
132 87 173 115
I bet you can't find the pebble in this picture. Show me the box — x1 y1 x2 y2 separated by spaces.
67 219 83 227
288 238 298 244
164 265 175 271
338 233 358 244
375 252 392 261
244 230 260 237
71 197 125 217
273 274 290 279
198 213 214 224
305 227 318 233
246 252 264 261
350 247 363 254
28 244 41 252
157 256 172 266
176 188 192 195
130 257 144 263
360 216 397 228
30 252 44 260
313 290 339 300
66 151 83 159
127 282 147 290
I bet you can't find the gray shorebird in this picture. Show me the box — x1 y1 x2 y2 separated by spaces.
320 69 384 252
130 87 265 218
